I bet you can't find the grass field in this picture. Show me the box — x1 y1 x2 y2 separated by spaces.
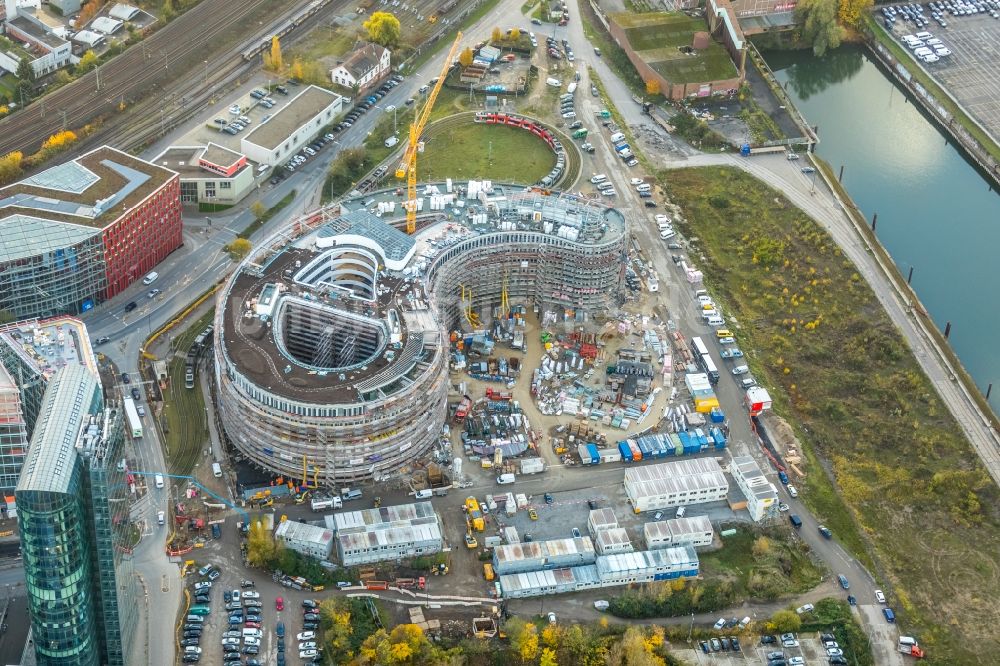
700 527 823 600
161 310 214 477
288 26 355 62
420 122 555 182
662 167 1000 663
622 14 704 50
651 52 736 85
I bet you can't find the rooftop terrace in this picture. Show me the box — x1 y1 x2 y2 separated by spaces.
0 146 177 229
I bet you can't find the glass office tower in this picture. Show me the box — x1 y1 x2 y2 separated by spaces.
15 364 138 665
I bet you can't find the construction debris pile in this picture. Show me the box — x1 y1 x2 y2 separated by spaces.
456 390 536 460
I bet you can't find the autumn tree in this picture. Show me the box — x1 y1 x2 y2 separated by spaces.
290 57 305 81
41 130 78 151
77 0 103 27
540 647 558 666
458 47 474 68
0 150 23 184
752 535 771 558
319 598 355 663
541 625 562 649
263 36 283 72
607 626 665 666
246 520 278 568
510 27 521 41
364 11 401 47
645 78 660 95
357 624 443 664
838 0 872 26
491 26 504 43
505 618 539 662
796 0 843 56
225 238 252 260
769 609 803 634
77 50 99 73
251 200 267 220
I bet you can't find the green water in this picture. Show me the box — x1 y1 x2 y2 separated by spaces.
766 44 1000 411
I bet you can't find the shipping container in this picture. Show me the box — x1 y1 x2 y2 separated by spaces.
618 441 634 462
628 440 642 462
710 428 727 449
598 447 621 463
587 443 600 465
520 457 545 475
710 407 726 424
578 443 594 465
637 439 651 459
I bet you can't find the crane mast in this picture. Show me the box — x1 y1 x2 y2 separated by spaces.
395 32 463 234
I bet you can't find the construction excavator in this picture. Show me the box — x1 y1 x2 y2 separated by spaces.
395 32 463 234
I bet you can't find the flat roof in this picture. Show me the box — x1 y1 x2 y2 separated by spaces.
0 146 176 229
242 85 340 152
201 142 244 169
0 316 100 381
275 519 334 546
8 16 67 50
153 144 249 179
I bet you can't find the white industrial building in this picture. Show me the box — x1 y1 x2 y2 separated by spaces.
241 85 342 167
587 508 619 538
624 457 729 512
730 455 779 521
493 537 597 575
594 527 634 555
498 545 699 599
644 515 714 550
333 501 443 566
274 520 335 560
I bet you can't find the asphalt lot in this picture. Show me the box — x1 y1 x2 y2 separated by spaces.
675 633 832 665
887 9 1000 139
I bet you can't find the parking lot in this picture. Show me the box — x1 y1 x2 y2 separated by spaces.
180 532 329 666
884 4 1000 140
674 633 838 665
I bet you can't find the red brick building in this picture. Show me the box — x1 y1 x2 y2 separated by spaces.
0 146 182 318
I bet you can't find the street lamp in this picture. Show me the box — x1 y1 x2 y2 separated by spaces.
203 60 209 86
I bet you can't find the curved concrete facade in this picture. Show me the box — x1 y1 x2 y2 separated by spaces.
214 184 627 484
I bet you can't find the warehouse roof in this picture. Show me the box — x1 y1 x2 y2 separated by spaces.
494 536 596 567
624 457 728 498
498 564 601 595
595 545 699 576
275 519 334 548
334 501 442 553
588 508 619 530
109 3 140 20
644 515 713 541
242 85 341 152
595 527 633 550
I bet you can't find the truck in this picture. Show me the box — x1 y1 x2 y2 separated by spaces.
465 497 485 531
394 577 426 590
311 497 343 511
897 637 925 658
572 128 588 139
454 396 472 421
212 462 223 478
618 148 634 160
363 580 389 591
123 398 143 439
483 563 495 581
496 473 516 485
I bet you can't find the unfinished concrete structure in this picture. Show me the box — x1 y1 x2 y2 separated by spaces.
214 184 627 484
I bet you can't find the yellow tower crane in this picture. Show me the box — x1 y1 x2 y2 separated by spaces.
396 32 463 234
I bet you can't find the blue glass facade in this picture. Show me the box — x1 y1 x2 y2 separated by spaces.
15 365 138 666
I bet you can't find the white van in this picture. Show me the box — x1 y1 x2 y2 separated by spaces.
590 174 607 184
157 511 165 525
142 271 159 285
914 47 933 56
384 136 399 148
635 183 651 193
675 506 686 518
242 628 262 638
154 474 164 489
414 489 433 499
707 315 725 327
610 132 625 143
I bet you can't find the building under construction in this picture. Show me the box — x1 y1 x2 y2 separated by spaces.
214 183 628 484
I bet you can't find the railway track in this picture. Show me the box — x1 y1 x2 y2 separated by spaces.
0 0 289 157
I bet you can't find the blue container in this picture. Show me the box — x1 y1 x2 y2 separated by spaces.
587 443 600 465
618 441 633 462
710 408 725 424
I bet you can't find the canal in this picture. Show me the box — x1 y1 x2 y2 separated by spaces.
765 44 1000 412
